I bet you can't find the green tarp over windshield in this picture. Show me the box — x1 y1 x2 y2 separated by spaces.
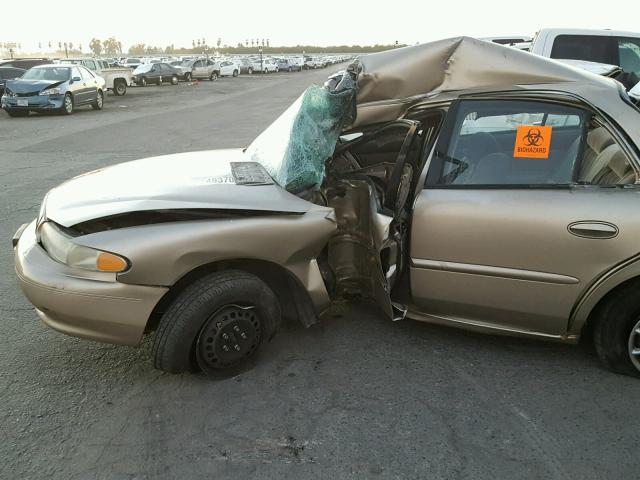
245 73 356 192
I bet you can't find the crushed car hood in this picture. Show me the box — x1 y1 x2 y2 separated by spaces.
351 36 612 126
6 79 64 94
44 149 314 228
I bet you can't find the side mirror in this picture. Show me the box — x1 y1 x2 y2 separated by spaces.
72 76 81 82
628 81 640 101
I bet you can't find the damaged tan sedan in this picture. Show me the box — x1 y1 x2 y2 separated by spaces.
13 37 640 377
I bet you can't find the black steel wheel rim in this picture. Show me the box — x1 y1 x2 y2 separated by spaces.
196 305 261 371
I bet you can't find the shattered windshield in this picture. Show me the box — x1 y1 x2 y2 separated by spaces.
245 72 357 193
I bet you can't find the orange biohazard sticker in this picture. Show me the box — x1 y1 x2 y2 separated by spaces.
513 125 553 159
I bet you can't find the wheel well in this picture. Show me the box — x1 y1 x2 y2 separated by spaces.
146 259 319 333
580 276 640 341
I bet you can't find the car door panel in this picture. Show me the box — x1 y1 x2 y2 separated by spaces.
411 188 640 334
70 67 87 104
409 98 640 336
82 68 97 103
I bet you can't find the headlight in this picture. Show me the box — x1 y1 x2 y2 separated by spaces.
40 87 62 96
39 222 129 273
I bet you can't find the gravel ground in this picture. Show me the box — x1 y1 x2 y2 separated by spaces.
1 68 639 480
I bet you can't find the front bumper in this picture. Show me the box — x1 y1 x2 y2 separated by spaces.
1 93 64 111
14 221 168 346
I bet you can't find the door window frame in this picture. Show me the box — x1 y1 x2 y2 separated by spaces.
422 96 640 189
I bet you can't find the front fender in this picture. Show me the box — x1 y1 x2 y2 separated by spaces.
73 207 336 305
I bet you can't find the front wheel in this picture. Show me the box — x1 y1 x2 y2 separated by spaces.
171 75 178 85
91 90 104 110
140 77 147 87
152 270 281 377
210 72 218 81
61 93 73 115
247 67 253 75
232 69 239 77
593 281 640 377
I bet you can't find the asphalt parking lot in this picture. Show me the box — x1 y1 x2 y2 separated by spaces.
1 69 639 480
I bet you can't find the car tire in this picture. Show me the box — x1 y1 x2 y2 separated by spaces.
209 72 218 81
171 75 178 85
113 79 126 96
593 281 640 377
185 72 192 82
140 77 147 87
232 69 239 77
152 270 281 377
91 90 104 110
288 66 292 72
61 93 73 115
248 67 253 75
6 109 28 117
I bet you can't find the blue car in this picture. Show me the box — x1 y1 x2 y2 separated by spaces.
1 64 106 117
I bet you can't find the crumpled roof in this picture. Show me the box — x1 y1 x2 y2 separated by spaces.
351 36 612 126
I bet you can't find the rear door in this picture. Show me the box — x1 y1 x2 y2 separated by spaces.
192 60 204 78
410 98 640 336
159 64 171 82
79 66 97 102
146 64 160 84
70 66 89 104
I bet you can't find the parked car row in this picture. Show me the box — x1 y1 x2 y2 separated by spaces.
0 53 351 117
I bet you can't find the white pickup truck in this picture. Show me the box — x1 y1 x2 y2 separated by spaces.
60 58 132 96
530 28 640 89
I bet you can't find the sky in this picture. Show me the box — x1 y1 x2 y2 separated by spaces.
2 0 638 52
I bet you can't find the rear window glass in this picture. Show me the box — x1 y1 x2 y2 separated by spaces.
550 35 616 65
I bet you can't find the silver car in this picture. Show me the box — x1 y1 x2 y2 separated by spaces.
13 37 640 378
2 64 106 116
